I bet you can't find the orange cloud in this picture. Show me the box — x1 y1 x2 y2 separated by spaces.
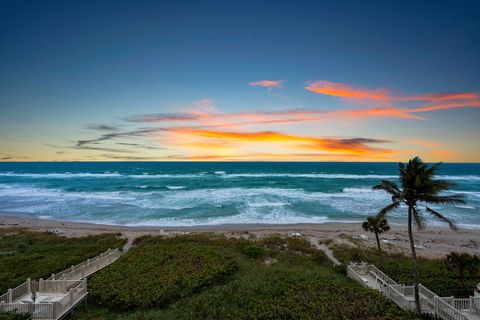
249 80 284 89
163 127 393 159
305 80 391 100
306 80 480 103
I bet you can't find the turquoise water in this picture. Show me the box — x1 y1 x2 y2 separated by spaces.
0 162 479 228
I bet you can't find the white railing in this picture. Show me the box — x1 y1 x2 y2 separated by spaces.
436 297 469 320
48 248 121 281
52 279 87 319
473 297 480 312
383 284 416 311
0 302 54 319
0 280 31 303
39 279 80 293
347 265 369 288
369 264 398 286
0 279 88 320
347 263 478 320
419 284 437 299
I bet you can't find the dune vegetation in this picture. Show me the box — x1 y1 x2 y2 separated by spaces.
73 234 420 320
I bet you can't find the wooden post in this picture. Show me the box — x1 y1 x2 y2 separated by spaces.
39 278 44 291
53 301 58 318
27 278 31 293
7 288 12 303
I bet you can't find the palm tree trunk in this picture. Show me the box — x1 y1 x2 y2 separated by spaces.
375 231 383 268
408 206 421 313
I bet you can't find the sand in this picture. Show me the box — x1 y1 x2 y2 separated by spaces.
0 212 478 258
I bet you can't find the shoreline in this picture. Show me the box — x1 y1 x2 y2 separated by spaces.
1 212 479 258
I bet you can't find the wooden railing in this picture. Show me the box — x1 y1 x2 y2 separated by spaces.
0 280 31 303
0 279 87 320
0 302 54 319
52 279 87 319
39 280 80 293
48 248 121 281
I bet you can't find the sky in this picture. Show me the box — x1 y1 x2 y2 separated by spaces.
0 0 479 162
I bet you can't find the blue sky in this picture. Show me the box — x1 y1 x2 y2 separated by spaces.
1 0 479 161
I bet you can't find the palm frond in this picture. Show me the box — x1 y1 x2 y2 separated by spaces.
420 180 456 195
425 206 457 230
377 201 401 220
416 194 465 205
425 161 442 176
373 180 401 196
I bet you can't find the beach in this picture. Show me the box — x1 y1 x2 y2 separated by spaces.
1 213 478 258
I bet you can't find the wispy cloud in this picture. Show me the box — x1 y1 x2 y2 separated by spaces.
249 80 284 90
305 80 480 109
305 80 390 100
86 125 120 131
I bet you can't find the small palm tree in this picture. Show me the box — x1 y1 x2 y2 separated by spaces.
362 215 390 267
373 157 465 314
445 252 480 290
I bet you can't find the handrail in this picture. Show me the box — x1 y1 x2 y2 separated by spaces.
48 248 121 281
347 263 477 320
436 297 469 320
369 264 398 286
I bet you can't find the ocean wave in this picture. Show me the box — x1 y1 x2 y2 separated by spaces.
166 185 186 190
1 184 478 228
450 190 480 198
1 171 479 181
221 173 399 179
0 172 121 178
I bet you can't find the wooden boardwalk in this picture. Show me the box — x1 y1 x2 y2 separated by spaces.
348 262 480 320
0 248 121 320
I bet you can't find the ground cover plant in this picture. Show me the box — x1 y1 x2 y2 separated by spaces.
88 235 238 310
74 234 421 320
332 244 479 298
0 228 125 292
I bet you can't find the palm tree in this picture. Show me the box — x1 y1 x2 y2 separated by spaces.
445 252 480 290
373 157 465 314
362 215 390 267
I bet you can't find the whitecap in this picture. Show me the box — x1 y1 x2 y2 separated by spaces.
166 185 186 190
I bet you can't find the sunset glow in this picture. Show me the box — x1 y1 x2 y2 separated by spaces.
0 1 478 162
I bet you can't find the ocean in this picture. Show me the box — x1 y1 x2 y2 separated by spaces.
0 162 479 228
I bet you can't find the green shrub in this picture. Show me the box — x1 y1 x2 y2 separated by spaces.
89 237 237 310
0 311 31 320
73 235 419 319
240 244 265 259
